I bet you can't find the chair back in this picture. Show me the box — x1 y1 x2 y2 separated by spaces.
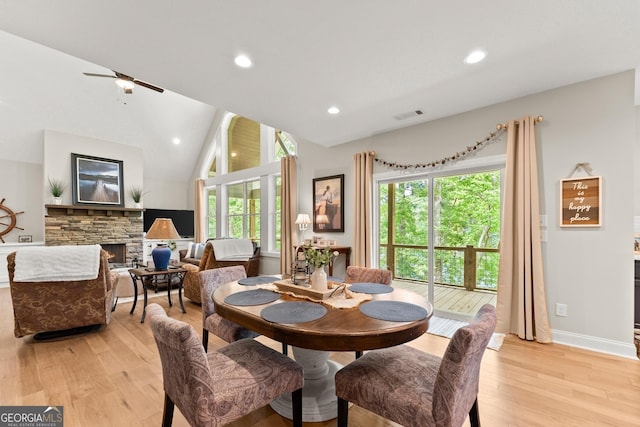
147 303 215 427
344 266 392 284
432 304 496 427
199 265 247 321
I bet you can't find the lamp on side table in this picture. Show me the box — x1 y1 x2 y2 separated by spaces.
145 218 181 270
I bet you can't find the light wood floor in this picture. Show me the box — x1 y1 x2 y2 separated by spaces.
1 287 639 427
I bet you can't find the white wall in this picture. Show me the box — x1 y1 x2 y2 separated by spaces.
294 71 636 357
0 158 44 242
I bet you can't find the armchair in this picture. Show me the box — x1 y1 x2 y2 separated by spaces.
7 247 116 338
181 240 260 302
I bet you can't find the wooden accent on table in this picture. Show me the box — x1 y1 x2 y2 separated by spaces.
2 286 640 427
45 204 143 217
213 281 431 352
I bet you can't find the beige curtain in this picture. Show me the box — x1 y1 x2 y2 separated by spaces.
194 178 207 243
496 116 552 343
353 151 375 266
280 155 298 274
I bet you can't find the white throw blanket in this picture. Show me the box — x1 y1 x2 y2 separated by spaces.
212 239 254 261
13 244 102 282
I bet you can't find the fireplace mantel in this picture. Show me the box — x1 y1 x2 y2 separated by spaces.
45 204 143 217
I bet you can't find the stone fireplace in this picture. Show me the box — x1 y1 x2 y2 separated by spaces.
44 205 143 264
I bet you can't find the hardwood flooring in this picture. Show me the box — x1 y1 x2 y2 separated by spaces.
1 287 639 426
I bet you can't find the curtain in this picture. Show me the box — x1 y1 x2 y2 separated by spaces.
353 151 375 266
194 178 207 243
496 116 552 343
280 155 298 274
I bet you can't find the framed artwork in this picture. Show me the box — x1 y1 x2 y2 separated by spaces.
635 234 640 255
313 174 344 232
71 153 124 206
559 176 601 227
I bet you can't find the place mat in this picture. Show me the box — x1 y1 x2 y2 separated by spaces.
224 289 281 306
328 276 344 283
359 300 428 322
349 283 393 294
237 276 280 286
261 301 327 323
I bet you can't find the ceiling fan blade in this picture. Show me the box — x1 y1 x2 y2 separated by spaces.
133 79 165 93
83 72 116 78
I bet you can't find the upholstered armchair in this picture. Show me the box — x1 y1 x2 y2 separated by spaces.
335 304 497 427
146 303 303 427
344 265 392 285
181 240 260 303
7 247 116 338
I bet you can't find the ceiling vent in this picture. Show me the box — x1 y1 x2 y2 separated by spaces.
393 110 423 120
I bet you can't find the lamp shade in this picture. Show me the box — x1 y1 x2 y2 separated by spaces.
145 218 181 240
295 213 311 231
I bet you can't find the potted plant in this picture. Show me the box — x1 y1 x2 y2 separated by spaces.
48 178 66 205
129 186 146 208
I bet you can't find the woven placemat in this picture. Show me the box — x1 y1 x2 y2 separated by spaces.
224 289 281 306
237 276 280 286
348 283 393 294
261 301 327 323
359 300 427 322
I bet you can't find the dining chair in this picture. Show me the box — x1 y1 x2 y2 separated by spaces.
344 265 393 358
146 303 303 427
199 265 259 351
344 265 392 285
335 304 496 427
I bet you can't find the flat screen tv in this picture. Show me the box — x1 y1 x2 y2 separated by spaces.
144 209 195 238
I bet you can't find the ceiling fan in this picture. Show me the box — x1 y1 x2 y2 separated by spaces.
83 70 164 94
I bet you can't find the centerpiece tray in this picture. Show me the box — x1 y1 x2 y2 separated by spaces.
273 280 339 300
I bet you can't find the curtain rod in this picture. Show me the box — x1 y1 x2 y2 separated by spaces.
496 115 543 131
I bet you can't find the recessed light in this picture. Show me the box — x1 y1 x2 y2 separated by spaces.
464 50 486 64
172 138 181 145
327 106 340 115
234 54 253 68
231 152 237 158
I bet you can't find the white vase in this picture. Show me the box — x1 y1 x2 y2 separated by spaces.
134 202 141 209
310 267 328 292
52 197 62 205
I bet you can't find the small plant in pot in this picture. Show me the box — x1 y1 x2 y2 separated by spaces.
48 178 66 205
129 186 146 207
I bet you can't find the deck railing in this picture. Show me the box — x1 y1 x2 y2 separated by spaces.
380 243 499 291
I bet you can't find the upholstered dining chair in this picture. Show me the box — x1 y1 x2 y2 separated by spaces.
344 265 392 285
344 265 392 358
146 303 303 427
335 304 496 427
199 265 259 351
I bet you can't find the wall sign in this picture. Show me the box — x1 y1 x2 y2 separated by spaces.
560 176 601 227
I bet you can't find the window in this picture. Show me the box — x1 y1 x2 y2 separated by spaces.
204 114 295 254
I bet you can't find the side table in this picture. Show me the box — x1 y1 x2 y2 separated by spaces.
128 267 187 323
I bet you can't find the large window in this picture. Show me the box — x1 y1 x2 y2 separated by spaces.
204 114 295 254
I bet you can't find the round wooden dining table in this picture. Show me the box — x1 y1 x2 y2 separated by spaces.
213 279 433 422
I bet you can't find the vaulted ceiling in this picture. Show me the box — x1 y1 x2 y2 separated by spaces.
0 1 639 182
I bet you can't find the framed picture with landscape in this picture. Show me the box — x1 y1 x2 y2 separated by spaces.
71 153 124 206
313 174 344 233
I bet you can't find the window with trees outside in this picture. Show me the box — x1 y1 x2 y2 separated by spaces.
378 166 501 319
204 114 295 255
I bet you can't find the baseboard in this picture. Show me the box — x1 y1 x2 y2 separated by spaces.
551 329 638 360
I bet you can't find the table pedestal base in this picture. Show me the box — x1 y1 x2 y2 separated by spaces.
270 347 342 422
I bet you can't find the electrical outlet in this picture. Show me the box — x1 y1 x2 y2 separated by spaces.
555 303 567 317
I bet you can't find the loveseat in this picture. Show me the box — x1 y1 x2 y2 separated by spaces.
7 246 116 338
180 239 260 302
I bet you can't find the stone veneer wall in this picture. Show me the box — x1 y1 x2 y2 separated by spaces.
44 206 143 264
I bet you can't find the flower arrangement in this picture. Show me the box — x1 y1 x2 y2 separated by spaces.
303 245 339 268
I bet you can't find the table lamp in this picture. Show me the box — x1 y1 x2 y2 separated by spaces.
295 213 311 244
145 218 181 270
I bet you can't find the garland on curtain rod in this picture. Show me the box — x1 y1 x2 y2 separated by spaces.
374 115 543 170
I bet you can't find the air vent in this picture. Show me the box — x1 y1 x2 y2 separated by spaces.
393 110 423 120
